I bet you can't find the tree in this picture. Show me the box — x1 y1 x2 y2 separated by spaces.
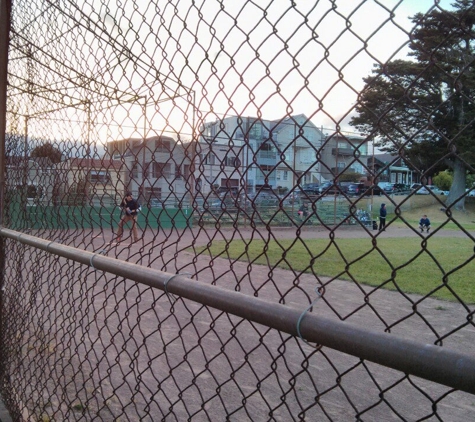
31 142 63 164
350 0 475 209
432 170 453 190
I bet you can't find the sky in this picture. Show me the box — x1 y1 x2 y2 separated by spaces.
125 0 455 138
28 0 456 150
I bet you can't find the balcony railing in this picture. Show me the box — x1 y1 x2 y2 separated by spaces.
331 147 358 157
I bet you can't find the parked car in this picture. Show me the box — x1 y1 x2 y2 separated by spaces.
383 184 395 194
382 183 408 194
202 196 240 213
348 183 383 197
299 189 322 201
367 185 384 196
415 185 443 195
243 191 280 208
466 188 475 197
378 182 393 191
346 183 366 196
393 183 410 192
415 187 431 195
300 183 320 193
318 181 349 195
298 183 321 197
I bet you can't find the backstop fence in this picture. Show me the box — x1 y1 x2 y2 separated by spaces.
0 0 475 420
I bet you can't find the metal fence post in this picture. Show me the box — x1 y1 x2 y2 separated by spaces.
0 1 11 415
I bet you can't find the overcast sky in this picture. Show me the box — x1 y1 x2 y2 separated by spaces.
80 0 455 144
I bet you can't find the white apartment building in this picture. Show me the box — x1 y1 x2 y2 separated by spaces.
198 114 325 194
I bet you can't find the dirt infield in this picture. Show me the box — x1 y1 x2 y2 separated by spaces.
10 221 472 420
60 222 474 421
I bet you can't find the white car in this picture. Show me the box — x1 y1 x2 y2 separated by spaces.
415 187 430 195
466 189 475 197
415 185 443 195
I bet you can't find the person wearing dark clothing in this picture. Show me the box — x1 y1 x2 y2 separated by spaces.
298 203 308 218
117 192 140 243
419 215 431 233
379 203 387 231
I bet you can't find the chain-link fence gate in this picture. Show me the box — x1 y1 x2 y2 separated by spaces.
0 0 475 421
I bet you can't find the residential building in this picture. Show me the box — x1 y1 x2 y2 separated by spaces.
367 153 416 186
193 137 242 196
272 115 325 191
319 132 369 182
198 114 325 194
6 156 55 205
56 158 123 206
108 135 193 206
105 118 371 204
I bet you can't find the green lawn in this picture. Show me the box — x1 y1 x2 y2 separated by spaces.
198 237 475 303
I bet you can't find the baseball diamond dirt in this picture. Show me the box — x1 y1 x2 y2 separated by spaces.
55 221 473 422
9 221 474 421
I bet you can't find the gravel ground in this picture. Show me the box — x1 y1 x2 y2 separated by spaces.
6 222 474 421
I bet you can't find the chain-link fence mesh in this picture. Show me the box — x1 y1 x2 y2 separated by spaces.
1 0 475 420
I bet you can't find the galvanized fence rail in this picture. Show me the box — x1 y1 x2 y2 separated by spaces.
1 0 475 421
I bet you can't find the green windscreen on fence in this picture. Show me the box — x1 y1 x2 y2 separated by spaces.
7 204 193 230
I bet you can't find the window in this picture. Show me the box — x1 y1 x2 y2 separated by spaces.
144 187 161 200
226 156 237 167
143 162 151 179
183 164 190 179
205 153 216 165
175 165 182 179
131 162 138 178
153 162 171 178
156 139 172 152
258 165 274 174
338 141 347 149
258 141 273 151
338 161 345 169
283 171 288 181
249 122 262 139
89 170 110 184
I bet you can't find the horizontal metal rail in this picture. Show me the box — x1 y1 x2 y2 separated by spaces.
1 226 475 395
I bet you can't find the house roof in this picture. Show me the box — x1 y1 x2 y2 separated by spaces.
6 156 54 168
67 158 122 170
372 153 407 167
270 114 320 134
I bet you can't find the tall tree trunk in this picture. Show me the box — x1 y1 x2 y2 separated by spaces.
446 157 466 210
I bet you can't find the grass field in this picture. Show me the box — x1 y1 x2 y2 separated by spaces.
196 195 475 302
199 236 475 303
368 194 475 231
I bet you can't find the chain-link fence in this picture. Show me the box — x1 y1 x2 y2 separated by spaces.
1 0 475 421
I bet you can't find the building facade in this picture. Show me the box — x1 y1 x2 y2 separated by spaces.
319 132 369 182
368 153 416 186
56 158 123 206
105 117 372 204
198 114 326 194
